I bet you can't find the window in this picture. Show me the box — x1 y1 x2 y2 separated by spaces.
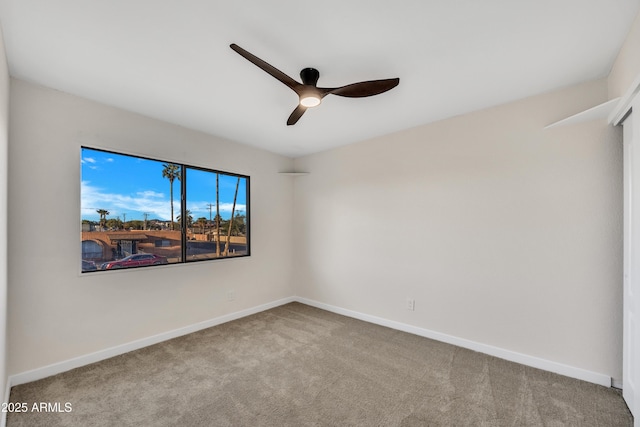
81 147 250 272
185 167 248 261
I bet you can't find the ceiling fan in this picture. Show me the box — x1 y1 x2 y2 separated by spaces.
230 43 400 125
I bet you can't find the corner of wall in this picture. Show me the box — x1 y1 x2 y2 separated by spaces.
608 9 640 100
0 19 10 427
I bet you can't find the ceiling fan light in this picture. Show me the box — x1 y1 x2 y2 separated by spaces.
300 95 321 108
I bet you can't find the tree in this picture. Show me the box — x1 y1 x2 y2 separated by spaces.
177 210 193 230
162 163 181 230
196 217 207 235
96 209 109 230
232 213 246 236
128 220 144 230
219 215 245 236
105 218 122 230
223 177 240 256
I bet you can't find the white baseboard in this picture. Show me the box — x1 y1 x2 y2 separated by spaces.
9 297 295 387
295 297 612 388
6 295 612 395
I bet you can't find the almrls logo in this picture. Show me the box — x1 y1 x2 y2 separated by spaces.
31 402 72 413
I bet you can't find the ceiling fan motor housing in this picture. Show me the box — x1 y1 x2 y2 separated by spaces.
300 68 320 86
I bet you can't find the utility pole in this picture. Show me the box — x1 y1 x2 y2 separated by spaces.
122 213 126 228
143 213 149 230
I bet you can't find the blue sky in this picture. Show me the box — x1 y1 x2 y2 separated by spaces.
81 148 247 223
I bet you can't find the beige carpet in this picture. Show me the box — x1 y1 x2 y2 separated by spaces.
7 302 633 426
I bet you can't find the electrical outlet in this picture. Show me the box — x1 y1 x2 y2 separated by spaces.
407 298 415 311
227 290 235 301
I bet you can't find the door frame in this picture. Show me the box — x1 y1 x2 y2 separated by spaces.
612 78 640 420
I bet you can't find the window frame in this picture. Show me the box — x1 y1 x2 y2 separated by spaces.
81 146 251 273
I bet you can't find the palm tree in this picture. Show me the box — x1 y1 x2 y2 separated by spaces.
176 210 193 230
162 163 181 230
96 209 109 230
223 177 240 256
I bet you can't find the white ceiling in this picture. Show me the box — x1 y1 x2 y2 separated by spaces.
0 1 638 158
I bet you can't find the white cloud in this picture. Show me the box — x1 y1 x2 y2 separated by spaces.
81 181 174 220
187 200 247 217
136 190 165 198
81 182 245 222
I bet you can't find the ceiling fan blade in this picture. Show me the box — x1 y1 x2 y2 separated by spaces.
325 78 400 98
287 105 307 126
230 44 301 91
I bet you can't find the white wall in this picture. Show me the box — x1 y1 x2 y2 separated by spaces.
0 25 9 401
293 78 624 382
7 79 295 375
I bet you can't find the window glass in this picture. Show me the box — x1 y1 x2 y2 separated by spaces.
80 147 249 273
185 167 249 261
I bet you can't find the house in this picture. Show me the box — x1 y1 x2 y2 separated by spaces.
1 2 640 425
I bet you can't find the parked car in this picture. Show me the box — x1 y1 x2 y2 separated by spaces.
82 259 97 272
100 253 168 270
